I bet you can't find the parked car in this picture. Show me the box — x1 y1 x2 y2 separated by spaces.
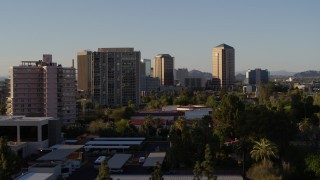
139 157 145 164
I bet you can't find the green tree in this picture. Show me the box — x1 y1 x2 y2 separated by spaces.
305 153 320 177
141 115 155 136
193 161 202 180
201 144 217 180
0 104 6 115
115 119 138 136
235 105 295 149
88 120 108 135
96 159 112 180
205 94 217 108
314 93 320 105
115 119 130 134
104 108 112 122
94 103 103 117
258 83 274 105
167 116 193 167
148 99 161 109
0 137 20 180
298 117 312 133
123 106 135 119
250 138 278 163
214 93 244 140
298 118 320 147
62 124 86 139
246 160 282 180
150 161 163 180
109 108 125 121
193 91 207 105
160 94 173 106
173 117 186 132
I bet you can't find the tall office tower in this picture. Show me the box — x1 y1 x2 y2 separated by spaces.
140 60 146 77
141 59 151 77
245 68 269 85
212 43 235 89
7 55 76 124
77 50 92 94
175 68 189 86
85 48 141 107
153 54 174 86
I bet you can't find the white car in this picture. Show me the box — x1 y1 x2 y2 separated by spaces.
139 157 145 164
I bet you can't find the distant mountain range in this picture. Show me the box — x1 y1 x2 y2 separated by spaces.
236 70 296 76
293 70 320 78
188 70 212 80
270 71 296 76
188 69 299 80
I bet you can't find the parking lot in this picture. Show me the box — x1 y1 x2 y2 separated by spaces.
68 141 169 180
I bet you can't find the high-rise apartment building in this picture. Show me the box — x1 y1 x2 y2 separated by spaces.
77 48 140 107
153 54 174 86
212 44 235 89
245 68 269 85
6 55 76 124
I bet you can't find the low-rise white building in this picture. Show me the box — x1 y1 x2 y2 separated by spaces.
0 116 62 158
162 105 212 120
184 108 212 120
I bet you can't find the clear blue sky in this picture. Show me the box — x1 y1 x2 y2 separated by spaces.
0 0 319 77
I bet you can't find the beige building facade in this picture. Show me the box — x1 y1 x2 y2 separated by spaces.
77 51 92 94
153 54 174 86
212 44 235 89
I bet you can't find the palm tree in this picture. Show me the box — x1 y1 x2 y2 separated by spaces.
298 117 311 133
142 115 154 136
96 159 111 180
173 117 186 133
250 138 278 163
150 161 163 180
172 117 187 140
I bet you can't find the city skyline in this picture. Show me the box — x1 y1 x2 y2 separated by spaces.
0 1 319 77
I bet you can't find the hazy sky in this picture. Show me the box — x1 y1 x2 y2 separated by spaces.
0 0 319 77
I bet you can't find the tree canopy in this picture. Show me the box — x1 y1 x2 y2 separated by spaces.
0 137 20 180
96 159 112 180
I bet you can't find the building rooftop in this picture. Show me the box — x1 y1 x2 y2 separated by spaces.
16 172 54 180
0 116 49 121
110 175 243 180
0 116 54 123
98 48 135 52
37 145 83 161
85 141 143 146
108 154 132 169
215 43 234 49
155 54 173 58
143 152 166 167
133 111 184 116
